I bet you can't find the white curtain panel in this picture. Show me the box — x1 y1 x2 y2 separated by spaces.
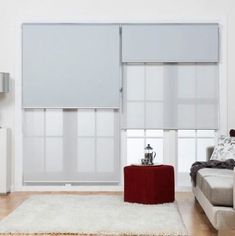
123 64 218 129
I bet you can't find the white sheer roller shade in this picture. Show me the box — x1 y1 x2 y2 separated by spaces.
123 64 218 129
23 109 120 183
22 24 120 108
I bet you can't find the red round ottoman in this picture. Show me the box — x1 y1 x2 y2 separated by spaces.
124 165 175 204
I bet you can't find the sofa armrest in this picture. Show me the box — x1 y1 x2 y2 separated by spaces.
206 146 214 161
234 168 235 210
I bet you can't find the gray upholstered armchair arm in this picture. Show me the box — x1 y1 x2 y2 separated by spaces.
206 146 214 161
234 168 235 210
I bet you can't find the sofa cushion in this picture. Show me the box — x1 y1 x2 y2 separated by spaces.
210 135 235 161
197 168 233 207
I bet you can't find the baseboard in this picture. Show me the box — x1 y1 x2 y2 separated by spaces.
11 181 193 192
12 184 192 193
12 185 124 192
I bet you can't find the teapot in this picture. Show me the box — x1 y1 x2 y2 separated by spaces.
141 144 156 165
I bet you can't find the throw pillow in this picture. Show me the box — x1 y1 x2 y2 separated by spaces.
210 135 235 161
230 129 235 137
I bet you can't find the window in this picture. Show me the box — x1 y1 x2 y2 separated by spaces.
123 63 219 187
23 108 119 183
23 109 63 174
21 24 221 188
177 130 216 186
77 109 117 174
126 130 164 165
123 64 218 129
123 65 164 129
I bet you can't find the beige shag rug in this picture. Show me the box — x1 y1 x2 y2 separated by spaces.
0 195 188 236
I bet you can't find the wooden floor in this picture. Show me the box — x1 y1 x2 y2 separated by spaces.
0 191 217 236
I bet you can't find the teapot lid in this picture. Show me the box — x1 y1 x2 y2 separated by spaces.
145 144 153 150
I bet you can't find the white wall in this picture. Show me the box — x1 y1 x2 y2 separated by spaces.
0 0 235 189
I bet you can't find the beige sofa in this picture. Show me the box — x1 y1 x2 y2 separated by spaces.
192 147 235 235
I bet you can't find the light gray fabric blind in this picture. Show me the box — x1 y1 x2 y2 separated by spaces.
123 64 219 130
23 109 120 183
22 24 120 108
122 24 219 63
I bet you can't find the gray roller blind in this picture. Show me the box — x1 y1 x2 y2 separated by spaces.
122 24 219 63
23 24 120 108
